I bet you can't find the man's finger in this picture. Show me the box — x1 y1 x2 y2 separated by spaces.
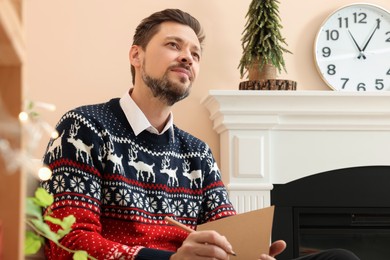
269 240 287 257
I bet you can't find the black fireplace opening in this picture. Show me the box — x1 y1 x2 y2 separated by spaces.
271 166 390 260
296 207 390 259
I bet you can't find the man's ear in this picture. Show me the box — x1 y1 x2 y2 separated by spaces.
129 45 142 67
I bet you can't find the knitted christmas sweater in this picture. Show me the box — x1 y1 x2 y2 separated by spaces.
41 98 236 260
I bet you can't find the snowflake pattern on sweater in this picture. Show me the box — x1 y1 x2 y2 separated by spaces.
41 98 236 260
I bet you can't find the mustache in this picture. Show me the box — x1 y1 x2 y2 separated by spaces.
169 63 191 70
169 63 192 76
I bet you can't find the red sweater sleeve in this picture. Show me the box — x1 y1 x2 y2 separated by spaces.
44 203 140 259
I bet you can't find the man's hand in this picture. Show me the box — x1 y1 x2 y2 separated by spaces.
170 230 234 260
258 240 287 260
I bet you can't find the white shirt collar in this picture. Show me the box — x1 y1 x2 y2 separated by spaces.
119 90 175 139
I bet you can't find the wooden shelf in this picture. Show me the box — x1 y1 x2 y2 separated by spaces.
0 0 24 259
0 0 24 65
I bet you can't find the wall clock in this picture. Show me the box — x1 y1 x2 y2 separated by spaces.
314 3 390 91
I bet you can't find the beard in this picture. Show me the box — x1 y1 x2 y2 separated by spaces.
141 63 192 106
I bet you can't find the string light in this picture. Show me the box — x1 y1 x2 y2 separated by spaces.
0 99 56 181
38 166 52 181
18 111 29 122
41 121 58 139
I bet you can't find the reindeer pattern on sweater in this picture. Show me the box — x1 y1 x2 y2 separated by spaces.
41 98 235 260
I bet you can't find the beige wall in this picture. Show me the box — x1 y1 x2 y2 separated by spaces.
25 0 390 163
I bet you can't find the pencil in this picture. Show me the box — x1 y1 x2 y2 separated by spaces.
164 216 237 256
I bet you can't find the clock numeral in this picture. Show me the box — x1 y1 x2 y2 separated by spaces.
387 68 390 75
325 30 339 41
386 32 390 42
376 79 385 90
327 64 336 75
375 19 381 29
338 17 349 28
353 12 367 24
341 78 349 89
322 47 331 57
338 13 368 28
357 83 366 91
341 80 385 91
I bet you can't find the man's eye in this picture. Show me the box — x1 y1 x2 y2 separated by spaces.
168 42 179 49
192 53 200 61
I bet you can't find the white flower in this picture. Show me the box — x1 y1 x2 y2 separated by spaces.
115 188 130 206
70 176 85 193
41 181 50 192
172 200 184 215
132 192 144 208
90 180 101 200
221 190 229 202
207 193 220 210
145 197 158 212
162 198 172 213
102 188 111 204
187 201 199 217
53 175 65 193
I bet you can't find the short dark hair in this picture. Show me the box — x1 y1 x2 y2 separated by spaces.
130 9 205 84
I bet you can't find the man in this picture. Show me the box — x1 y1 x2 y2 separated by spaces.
42 9 359 260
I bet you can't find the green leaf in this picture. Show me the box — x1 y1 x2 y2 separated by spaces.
57 228 71 239
25 188 87 259
24 231 44 255
44 215 75 239
61 215 76 230
34 187 54 207
44 215 75 230
25 197 43 220
44 215 64 226
27 101 35 110
30 219 59 243
73 250 89 260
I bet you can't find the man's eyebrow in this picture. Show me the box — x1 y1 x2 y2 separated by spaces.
165 36 201 53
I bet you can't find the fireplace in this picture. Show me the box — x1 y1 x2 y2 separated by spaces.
271 166 390 260
202 91 390 214
202 91 390 258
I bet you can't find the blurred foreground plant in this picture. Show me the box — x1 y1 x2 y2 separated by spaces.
25 187 96 260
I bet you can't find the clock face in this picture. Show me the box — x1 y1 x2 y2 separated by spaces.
314 4 390 91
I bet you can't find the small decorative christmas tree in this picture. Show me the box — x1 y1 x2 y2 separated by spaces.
238 0 296 90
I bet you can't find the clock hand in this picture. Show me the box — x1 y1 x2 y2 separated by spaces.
361 19 381 53
348 30 366 59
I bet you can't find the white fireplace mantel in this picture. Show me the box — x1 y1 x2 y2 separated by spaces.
201 90 390 213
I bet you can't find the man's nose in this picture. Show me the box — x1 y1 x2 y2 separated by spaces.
178 50 193 65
